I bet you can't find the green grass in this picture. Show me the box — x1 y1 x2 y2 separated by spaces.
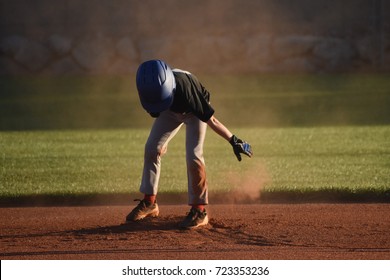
1 126 389 202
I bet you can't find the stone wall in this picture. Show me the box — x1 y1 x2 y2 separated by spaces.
1 0 389 75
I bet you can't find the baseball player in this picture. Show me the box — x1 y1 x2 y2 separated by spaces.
126 59 252 229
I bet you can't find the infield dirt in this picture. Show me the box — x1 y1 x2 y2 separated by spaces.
1 203 389 260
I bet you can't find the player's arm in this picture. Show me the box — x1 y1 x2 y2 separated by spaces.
207 115 233 141
207 115 253 161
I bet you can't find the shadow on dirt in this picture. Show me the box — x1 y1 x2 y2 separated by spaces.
74 216 185 234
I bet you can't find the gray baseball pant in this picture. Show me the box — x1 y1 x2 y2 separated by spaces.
140 110 208 205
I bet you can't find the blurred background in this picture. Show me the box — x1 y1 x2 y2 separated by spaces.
0 0 389 130
0 0 389 75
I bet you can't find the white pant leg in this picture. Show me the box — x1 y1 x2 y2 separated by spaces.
140 111 183 195
184 114 208 205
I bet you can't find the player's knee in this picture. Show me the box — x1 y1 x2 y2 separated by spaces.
144 143 167 160
186 150 203 163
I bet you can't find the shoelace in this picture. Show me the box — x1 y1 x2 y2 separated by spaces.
186 208 206 219
132 199 147 211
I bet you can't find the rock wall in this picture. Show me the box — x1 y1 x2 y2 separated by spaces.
0 0 389 75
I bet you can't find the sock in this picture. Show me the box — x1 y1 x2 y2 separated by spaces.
191 204 205 212
143 194 156 204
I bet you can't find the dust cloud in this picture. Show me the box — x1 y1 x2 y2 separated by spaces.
218 161 271 204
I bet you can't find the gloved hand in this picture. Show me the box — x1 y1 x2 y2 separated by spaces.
229 135 253 161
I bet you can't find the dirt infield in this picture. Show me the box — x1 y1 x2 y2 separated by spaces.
1 203 389 260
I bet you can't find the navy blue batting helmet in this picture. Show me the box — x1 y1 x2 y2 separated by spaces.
136 60 176 113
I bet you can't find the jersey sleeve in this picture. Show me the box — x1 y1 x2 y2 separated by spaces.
189 85 215 122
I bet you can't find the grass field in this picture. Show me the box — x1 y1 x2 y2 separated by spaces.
1 74 390 203
1 126 389 203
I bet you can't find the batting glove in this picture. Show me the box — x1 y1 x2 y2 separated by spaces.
229 135 253 161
